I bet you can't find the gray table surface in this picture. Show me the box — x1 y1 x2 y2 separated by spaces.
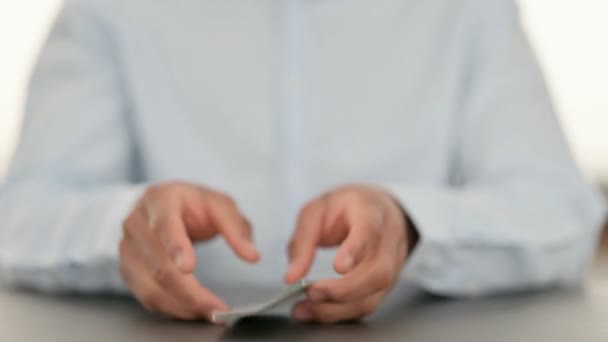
2 261 608 342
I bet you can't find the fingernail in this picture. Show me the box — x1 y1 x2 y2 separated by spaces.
308 289 326 303
293 306 312 321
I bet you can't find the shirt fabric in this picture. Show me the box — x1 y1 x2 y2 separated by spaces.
0 0 606 296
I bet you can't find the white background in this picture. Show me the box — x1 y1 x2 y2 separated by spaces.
0 0 607 182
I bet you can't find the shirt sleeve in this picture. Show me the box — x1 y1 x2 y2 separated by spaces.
386 0 607 297
0 0 144 293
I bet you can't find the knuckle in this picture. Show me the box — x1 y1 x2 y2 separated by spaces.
239 217 253 236
373 262 395 288
121 215 132 231
361 212 382 232
175 309 199 321
124 223 139 239
144 184 165 198
320 313 342 324
334 184 355 194
323 283 352 302
363 216 383 235
317 316 333 324
193 300 215 315
226 197 237 208
215 192 237 208
361 300 379 317
149 222 162 234
342 189 365 204
152 265 173 287
328 287 349 302
295 207 311 225
319 191 333 203
122 214 138 236
162 241 180 260
302 200 318 215
183 313 199 321
287 239 297 255
118 262 131 284
139 289 161 311
309 309 329 323
157 214 173 228
145 182 183 199
241 216 252 229
296 200 323 227
119 239 129 257
356 216 384 243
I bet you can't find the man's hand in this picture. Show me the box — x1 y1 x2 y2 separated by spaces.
284 184 416 323
119 181 259 321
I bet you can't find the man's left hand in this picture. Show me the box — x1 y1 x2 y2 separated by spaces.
284 184 416 323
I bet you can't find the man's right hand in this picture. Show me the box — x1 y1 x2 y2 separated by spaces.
119 181 259 321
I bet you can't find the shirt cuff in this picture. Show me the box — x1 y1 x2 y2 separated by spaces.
93 183 147 293
380 183 474 295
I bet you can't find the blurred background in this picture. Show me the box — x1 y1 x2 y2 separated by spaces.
1 0 607 194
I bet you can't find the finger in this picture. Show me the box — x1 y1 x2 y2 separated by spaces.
142 198 197 274
292 292 384 323
207 194 259 263
120 238 206 320
137 282 202 320
125 230 229 313
332 205 384 274
151 262 229 315
308 254 396 303
284 199 326 284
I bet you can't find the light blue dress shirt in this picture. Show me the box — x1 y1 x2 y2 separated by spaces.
0 0 606 296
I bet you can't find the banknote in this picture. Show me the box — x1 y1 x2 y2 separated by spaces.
212 279 310 325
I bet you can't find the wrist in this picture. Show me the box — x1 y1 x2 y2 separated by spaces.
403 211 419 256
385 192 419 257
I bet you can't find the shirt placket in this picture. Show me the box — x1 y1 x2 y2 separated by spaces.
274 0 313 265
